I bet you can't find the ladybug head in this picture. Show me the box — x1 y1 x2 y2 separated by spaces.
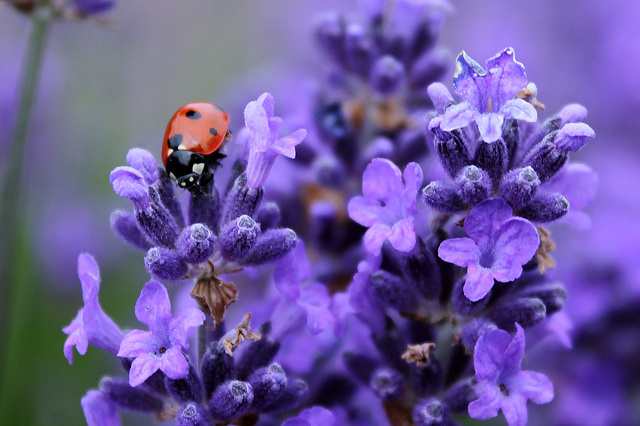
165 150 206 191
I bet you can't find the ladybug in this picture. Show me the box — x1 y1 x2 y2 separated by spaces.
162 102 231 191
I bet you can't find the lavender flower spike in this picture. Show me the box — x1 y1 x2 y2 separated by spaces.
63 253 124 364
348 158 423 255
244 92 307 188
117 280 205 387
469 323 554 426
438 198 539 302
440 47 537 142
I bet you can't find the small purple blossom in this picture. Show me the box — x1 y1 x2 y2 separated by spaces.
72 0 116 15
244 92 307 188
348 158 423 255
63 254 124 364
80 390 120 426
438 198 539 302
117 280 205 387
469 323 554 426
440 47 537 142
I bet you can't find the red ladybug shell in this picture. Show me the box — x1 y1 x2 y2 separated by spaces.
162 102 230 166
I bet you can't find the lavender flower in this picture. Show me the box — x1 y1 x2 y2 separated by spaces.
244 92 307 188
80 390 120 426
469 323 554 425
63 253 124 363
117 280 205 386
438 198 539 301
441 48 537 143
348 158 423 255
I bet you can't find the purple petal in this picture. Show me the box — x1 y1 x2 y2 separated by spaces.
78 253 100 302
500 98 537 122
274 128 307 158
299 285 334 335
491 218 539 282
117 329 152 358
464 264 496 302
464 198 514 243
452 51 487 111
109 167 148 204
348 196 385 227
388 217 416 253
81 390 120 426
126 148 158 184
438 237 478 267
244 94 272 152
516 370 554 404
500 394 528 426
468 382 501 420
502 323 525 373
476 113 505 143
402 162 423 213
170 307 206 348
474 327 511 380
128 355 161 387
158 346 190 379
283 406 335 426
135 280 172 327
363 223 392 256
63 311 87 363
441 101 477 131
555 122 595 153
362 158 403 202
484 47 528 108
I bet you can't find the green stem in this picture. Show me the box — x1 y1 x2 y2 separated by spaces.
0 2 52 403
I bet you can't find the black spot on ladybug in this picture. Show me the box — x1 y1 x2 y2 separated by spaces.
167 134 183 149
185 110 201 119
209 128 218 137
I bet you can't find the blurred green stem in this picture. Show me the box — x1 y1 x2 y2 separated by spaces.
0 2 52 405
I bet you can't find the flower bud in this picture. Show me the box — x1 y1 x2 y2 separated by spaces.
345 23 374 78
262 378 308 413
473 139 507 184
499 166 541 211
177 224 216 264
489 297 547 331
428 118 471 179
370 368 404 401
518 282 567 315
110 210 152 250
221 173 263 224
256 202 281 231
443 379 477 414
201 342 235 400
243 228 297 265
410 356 443 397
144 247 188 281
220 215 260 262
459 318 498 351
455 165 492 206
208 380 253 421
236 335 281 381
554 122 595 153
402 238 442 300
523 133 568 183
165 363 203 404
371 270 418 311
176 402 210 426
517 191 569 223
189 186 220 231
249 363 288 410
370 55 405 97
413 397 451 426
422 181 466 213
99 377 163 412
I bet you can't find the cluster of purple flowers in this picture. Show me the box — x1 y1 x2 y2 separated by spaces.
62 1 599 425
